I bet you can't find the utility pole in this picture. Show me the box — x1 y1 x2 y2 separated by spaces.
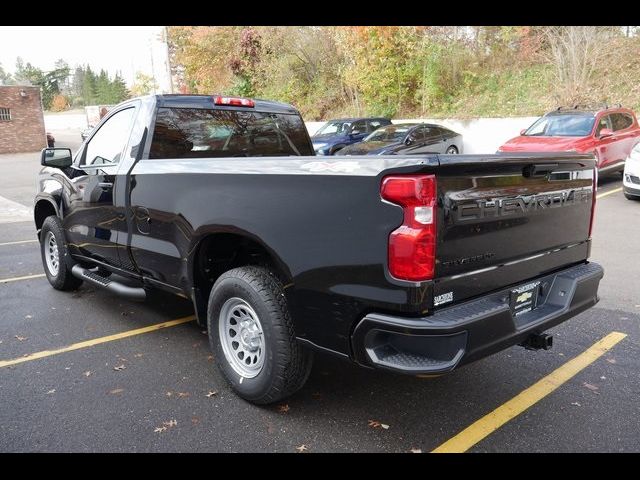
164 26 174 94
149 40 157 95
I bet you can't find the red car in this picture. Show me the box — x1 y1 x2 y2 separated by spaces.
498 105 640 174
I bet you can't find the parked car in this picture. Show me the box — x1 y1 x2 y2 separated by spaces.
623 142 640 200
340 123 463 155
35 94 602 404
46 132 55 148
311 117 391 155
498 105 640 175
80 125 94 142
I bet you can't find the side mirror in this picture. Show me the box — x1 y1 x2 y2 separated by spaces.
520 129 527 135
404 136 415 145
599 128 613 139
41 147 72 168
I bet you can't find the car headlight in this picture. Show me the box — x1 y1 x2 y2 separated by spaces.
313 142 328 150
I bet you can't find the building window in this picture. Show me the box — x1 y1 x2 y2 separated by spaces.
0 108 11 121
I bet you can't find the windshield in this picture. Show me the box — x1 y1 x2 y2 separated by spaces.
314 121 352 136
364 125 412 142
524 114 596 137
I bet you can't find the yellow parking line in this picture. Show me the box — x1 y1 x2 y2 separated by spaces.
432 331 627 453
0 315 196 368
0 239 38 246
597 187 622 199
0 273 46 284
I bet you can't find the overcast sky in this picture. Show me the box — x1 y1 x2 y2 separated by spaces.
0 26 171 90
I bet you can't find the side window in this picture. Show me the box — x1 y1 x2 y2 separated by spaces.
407 127 426 143
595 115 612 136
81 108 135 166
368 120 385 132
611 113 633 131
350 120 367 134
424 127 440 140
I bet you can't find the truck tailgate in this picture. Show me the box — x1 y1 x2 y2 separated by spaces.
433 153 596 307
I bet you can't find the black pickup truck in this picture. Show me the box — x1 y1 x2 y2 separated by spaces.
35 94 603 404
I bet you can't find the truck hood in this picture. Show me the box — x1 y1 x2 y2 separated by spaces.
499 135 587 152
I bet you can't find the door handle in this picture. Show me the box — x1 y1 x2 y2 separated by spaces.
98 182 113 188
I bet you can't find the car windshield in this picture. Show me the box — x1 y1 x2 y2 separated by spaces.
524 114 596 137
314 121 352 136
364 125 412 142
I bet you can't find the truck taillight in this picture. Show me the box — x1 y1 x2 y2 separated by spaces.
589 166 597 238
381 175 437 282
213 96 255 107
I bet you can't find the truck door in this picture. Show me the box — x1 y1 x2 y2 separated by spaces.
64 106 137 267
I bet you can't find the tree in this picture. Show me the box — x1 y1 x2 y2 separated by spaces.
130 72 158 96
0 63 14 85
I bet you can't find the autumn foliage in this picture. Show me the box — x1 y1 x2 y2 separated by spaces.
167 26 639 119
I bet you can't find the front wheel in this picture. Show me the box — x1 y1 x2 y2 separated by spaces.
207 266 313 404
40 216 83 290
446 145 458 154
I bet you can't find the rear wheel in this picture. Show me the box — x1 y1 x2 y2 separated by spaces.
40 216 83 291
207 266 313 404
446 146 458 154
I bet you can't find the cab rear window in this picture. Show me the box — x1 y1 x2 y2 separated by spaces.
149 107 313 159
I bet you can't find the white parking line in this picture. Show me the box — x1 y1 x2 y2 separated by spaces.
0 239 38 247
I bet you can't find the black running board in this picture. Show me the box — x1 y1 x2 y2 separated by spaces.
71 265 146 301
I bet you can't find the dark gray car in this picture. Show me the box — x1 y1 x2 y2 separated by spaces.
340 123 463 155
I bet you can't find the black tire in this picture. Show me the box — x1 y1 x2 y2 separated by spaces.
40 216 83 291
330 145 345 155
207 266 313 404
446 145 458 154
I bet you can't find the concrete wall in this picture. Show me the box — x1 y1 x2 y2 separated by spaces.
306 117 540 154
0 86 46 153
44 111 88 130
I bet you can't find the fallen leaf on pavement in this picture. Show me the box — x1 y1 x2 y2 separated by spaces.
368 420 381 428
25 315 33 319
278 404 290 413
83 371 92 377
134 353 143 358
154 426 167 433
410 448 422 453
177 392 189 398
113 365 126 371
206 355 214 361
380 423 390 430
205 391 218 398
296 444 309 453
15 335 27 341
166 391 173 397
46 389 55 394
163 419 178 428
583 382 599 393
606 358 617 364
571 402 581 407
600 376 606 380
109 388 124 395
191 417 200 425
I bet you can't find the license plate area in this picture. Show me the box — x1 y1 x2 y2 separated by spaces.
510 281 540 317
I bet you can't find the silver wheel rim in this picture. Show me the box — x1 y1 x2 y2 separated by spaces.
218 297 265 378
44 231 60 276
447 147 457 154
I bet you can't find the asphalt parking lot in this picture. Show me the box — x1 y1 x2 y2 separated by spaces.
0 131 638 452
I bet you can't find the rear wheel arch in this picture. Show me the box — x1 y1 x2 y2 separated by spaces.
189 232 293 326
